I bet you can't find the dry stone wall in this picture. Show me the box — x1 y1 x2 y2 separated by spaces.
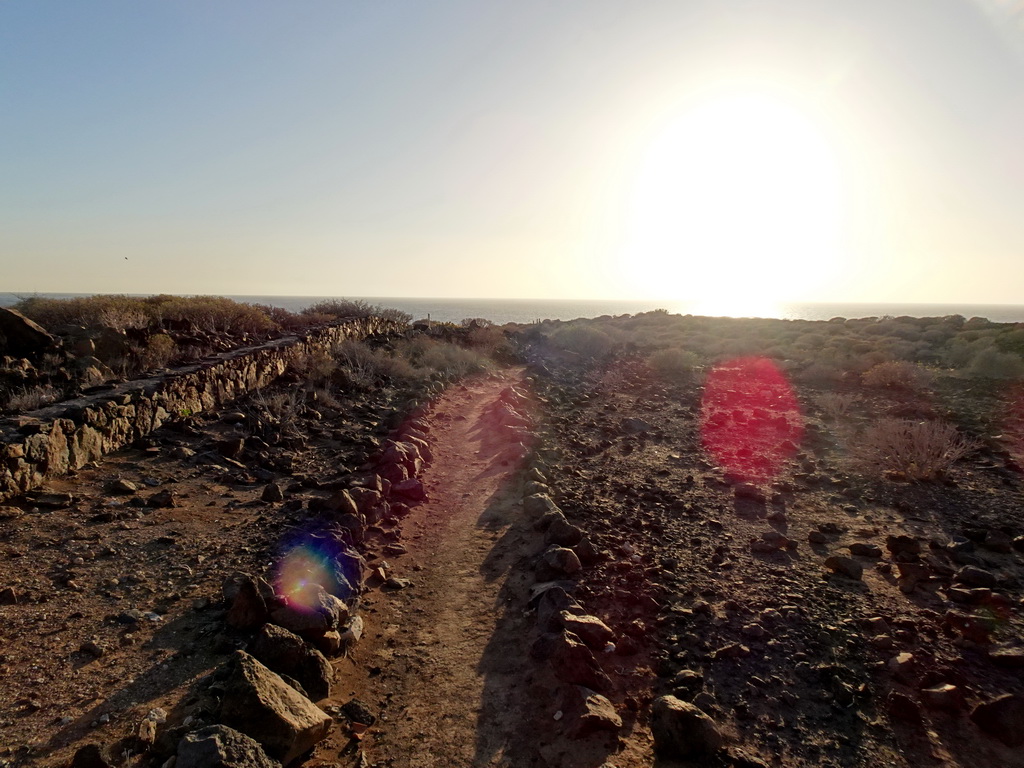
0 318 403 501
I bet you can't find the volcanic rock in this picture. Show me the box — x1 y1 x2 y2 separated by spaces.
177 725 281 768
825 555 863 580
650 696 723 758
249 624 334 701
970 694 1024 747
564 686 622 739
218 651 332 764
0 307 55 359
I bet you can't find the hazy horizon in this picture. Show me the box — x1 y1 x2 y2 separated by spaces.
3 1 1024 305
5 291 1024 325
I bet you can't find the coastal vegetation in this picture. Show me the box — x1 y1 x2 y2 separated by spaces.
0 295 494 414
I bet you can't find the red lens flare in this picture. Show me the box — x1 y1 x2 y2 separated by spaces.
700 357 804 484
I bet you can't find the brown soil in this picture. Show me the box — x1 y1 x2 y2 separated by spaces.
0 374 419 766
4 348 1023 768
2 366 652 768
323 371 654 768
529 352 1024 768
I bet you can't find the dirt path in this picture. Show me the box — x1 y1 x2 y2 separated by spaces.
328 368 540 767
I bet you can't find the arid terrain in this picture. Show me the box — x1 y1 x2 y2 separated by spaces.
2 307 1024 768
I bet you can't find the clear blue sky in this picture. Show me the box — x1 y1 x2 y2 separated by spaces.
2 0 1023 303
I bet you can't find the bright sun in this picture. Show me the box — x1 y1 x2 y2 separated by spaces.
621 91 845 315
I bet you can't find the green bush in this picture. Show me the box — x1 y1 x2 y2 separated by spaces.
648 347 699 377
550 325 616 358
966 348 1024 379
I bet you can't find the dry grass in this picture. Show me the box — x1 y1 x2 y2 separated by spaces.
852 418 978 481
5 384 61 412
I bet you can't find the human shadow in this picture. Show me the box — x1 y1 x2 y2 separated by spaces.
471 481 630 768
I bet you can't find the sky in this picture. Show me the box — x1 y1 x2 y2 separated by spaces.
2 0 1024 305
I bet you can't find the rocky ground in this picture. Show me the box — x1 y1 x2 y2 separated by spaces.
0 369 440 767
525 350 1024 767
3 340 1024 768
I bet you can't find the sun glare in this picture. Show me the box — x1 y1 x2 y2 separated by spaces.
621 91 846 313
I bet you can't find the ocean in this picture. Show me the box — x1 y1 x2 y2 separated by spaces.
2 292 1023 325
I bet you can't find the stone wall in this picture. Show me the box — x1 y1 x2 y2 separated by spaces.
0 318 403 501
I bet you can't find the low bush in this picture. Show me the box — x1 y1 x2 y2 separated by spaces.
248 388 303 440
332 340 423 390
798 363 846 386
303 299 376 319
142 334 176 369
550 325 616 358
816 392 857 419
648 347 699 378
14 295 148 331
966 348 1024 379
303 299 412 325
416 341 492 379
852 418 977 481
861 361 931 390
290 349 338 385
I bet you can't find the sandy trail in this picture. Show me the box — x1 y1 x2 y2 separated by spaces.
331 368 538 768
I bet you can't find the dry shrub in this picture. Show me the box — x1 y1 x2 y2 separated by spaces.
303 300 411 325
648 347 699 378
415 341 491 379
862 361 931 390
15 295 148 331
156 296 276 335
15 294 289 336
332 340 425 390
290 349 338 384
817 392 857 419
312 386 342 410
142 334 176 369
853 418 977 481
798 363 845 386
249 388 302 439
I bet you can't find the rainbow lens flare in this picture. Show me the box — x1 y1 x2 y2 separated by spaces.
274 531 361 611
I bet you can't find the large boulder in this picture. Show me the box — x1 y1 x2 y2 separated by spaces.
391 477 426 502
177 725 281 768
0 308 55 359
650 696 724 757
218 651 332 764
970 693 1024 747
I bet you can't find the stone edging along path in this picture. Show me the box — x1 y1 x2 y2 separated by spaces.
0 318 404 502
